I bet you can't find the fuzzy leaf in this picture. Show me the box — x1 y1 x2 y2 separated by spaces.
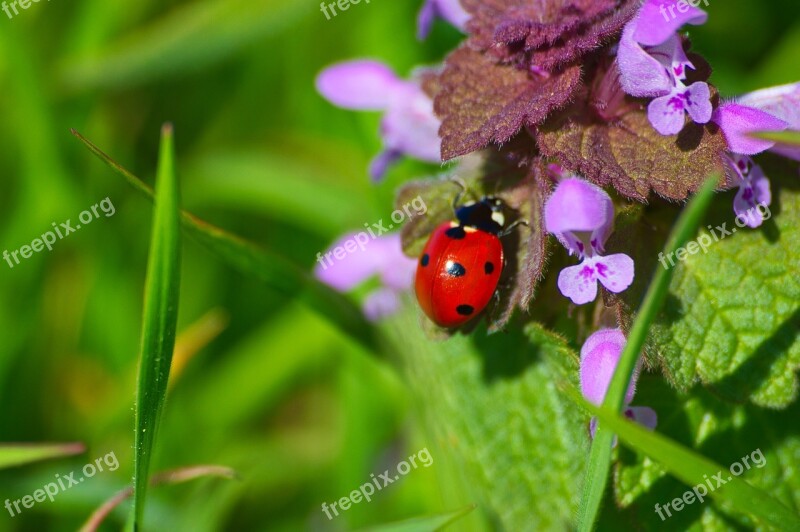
611 378 800 530
649 170 800 407
385 313 588 530
462 0 637 70
606 164 800 407
435 45 582 160
537 106 728 201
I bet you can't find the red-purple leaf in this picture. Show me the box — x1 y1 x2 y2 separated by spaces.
435 45 582 160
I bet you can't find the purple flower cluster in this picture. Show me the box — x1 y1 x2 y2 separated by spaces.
313 1 799 338
617 0 799 227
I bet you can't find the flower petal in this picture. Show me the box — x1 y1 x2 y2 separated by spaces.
369 149 402 182
625 406 658 430
416 0 438 40
733 163 771 229
315 233 414 292
632 0 708 47
557 260 599 305
648 92 689 135
684 82 713 124
437 0 469 29
738 82 800 160
363 288 401 321
380 86 442 163
618 24 673 98
713 103 789 155
594 253 635 294
738 82 800 130
316 60 405 110
417 0 469 39
544 178 614 237
580 328 639 405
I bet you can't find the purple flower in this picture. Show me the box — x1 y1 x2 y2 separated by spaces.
580 329 657 438
715 83 800 160
418 0 469 40
315 233 416 321
725 154 772 228
710 83 800 227
617 2 712 135
712 102 788 155
631 0 707 47
316 60 442 181
544 178 634 305
648 78 712 136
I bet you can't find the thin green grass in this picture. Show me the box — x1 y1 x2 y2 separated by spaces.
577 177 719 531
129 124 182 530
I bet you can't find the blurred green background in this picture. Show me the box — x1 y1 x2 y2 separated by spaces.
0 0 798 530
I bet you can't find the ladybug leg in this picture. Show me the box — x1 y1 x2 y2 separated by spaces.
499 219 530 238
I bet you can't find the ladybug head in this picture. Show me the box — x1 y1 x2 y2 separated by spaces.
454 196 506 234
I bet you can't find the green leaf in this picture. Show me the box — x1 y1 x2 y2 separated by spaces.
70 129 379 354
651 170 800 406
578 177 719 531
60 0 306 89
570 387 800 530
384 312 588 529
130 124 183 530
0 443 85 470
612 378 800 530
358 504 476 532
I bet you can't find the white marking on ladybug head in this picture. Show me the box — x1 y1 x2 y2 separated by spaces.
491 210 505 227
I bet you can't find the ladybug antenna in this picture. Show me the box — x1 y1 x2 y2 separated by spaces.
498 219 530 238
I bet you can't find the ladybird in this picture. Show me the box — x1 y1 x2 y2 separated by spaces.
415 196 509 328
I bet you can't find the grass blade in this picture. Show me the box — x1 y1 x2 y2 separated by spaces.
81 465 237 532
751 130 800 146
130 124 182 530
577 177 719 531
567 387 800 529
70 129 379 354
0 443 85 470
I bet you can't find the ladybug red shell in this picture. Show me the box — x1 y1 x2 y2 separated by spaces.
415 197 507 328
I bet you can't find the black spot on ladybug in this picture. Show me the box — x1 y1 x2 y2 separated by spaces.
420 254 429 267
445 226 466 239
445 261 466 277
456 304 474 316
484 261 495 274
